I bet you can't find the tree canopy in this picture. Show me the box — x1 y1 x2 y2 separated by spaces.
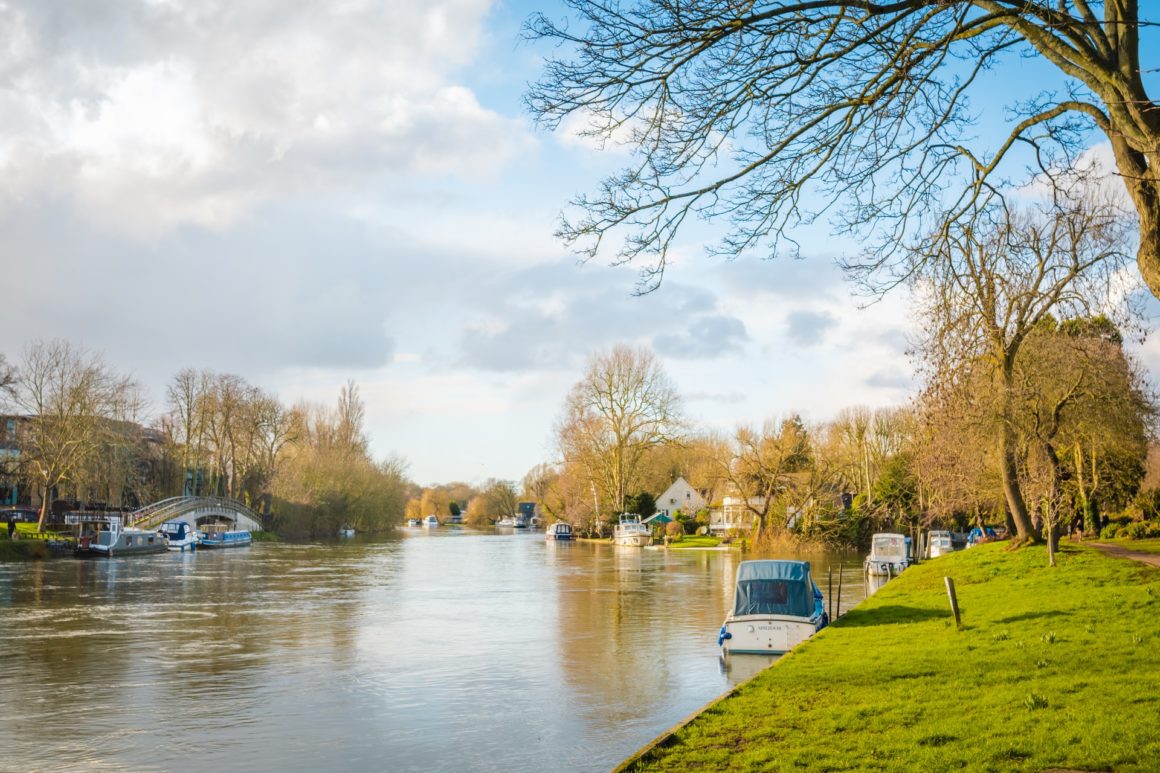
527 2 1160 296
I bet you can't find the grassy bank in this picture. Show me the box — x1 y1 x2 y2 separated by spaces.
619 543 1160 772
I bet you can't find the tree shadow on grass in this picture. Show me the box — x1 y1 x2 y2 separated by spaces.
996 610 1072 624
835 605 951 627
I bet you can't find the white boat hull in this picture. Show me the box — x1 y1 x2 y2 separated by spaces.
864 559 908 576
720 614 821 655
613 532 651 547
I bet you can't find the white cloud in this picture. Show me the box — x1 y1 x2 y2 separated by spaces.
0 0 529 235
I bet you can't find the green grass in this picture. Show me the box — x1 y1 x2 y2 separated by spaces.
620 543 1160 772
250 530 279 542
668 535 723 549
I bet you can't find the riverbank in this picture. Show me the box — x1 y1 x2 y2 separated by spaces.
616 542 1160 772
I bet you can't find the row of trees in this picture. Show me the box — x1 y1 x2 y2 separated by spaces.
0 341 409 536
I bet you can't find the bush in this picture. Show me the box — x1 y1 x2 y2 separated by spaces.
1121 521 1160 540
665 521 683 539
1100 523 1122 540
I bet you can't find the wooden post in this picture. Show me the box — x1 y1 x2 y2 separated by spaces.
836 564 844 619
945 577 962 628
828 566 834 621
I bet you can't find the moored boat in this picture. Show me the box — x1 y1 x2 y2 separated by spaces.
159 521 199 552
423 515 439 528
198 528 252 549
864 533 910 576
79 518 168 558
927 529 955 558
545 522 574 541
339 526 355 538
406 518 421 527
612 514 651 547
718 560 828 655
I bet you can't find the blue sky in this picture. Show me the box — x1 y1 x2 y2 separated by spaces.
1 1 1154 485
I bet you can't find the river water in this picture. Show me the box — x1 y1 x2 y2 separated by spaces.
0 530 866 772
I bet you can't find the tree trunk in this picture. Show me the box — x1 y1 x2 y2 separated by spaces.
1132 186 1160 300
37 481 50 533
999 425 1037 543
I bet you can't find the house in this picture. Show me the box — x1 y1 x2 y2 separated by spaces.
655 477 706 518
709 496 762 534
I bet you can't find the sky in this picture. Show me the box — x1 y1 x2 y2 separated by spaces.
1 1 1156 486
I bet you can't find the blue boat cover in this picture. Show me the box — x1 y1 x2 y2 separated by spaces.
732 560 819 618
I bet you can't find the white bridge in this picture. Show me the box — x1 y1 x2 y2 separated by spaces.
126 496 263 532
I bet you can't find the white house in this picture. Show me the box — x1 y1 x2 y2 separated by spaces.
655 477 706 518
709 496 762 534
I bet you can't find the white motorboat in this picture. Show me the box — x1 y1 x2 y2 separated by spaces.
423 515 439 528
339 527 355 537
545 522 574 541
159 521 199 552
612 514 651 547
406 519 421 527
718 560 828 655
495 517 516 528
927 530 955 558
864 533 910 576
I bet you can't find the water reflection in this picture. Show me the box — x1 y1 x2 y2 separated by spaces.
0 535 866 772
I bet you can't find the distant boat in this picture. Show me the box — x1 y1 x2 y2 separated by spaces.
612 514 651 547
864 533 910 576
495 517 516 528
406 519 421 528
198 528 252 549
927 530 955 558
423 515 439 528
718 560 828 655
339 527 355 538
545 522 574 541
78 518 168 558
159 521 199 552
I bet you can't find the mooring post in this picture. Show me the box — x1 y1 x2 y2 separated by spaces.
828 566 834 621
836 564 844 619
945 576 962 628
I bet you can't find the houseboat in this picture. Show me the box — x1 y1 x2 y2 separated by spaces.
612 514 651 547
198 528 252 549
423 515 439 528
159 521 199 552
545 522 574 541
718 560 828 655
927 530 955 558
864 533 910 576
79 518 169 558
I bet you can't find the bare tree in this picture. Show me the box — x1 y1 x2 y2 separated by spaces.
557 345 684 512
910 194 1134 544
527 3 1160 297
11 340 137 530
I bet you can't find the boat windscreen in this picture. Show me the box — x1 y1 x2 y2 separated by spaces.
733 578 812 617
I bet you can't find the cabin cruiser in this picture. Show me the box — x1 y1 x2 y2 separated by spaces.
864 533 910 576
927 530 955 558
612 514 651 547
423 515 439 528
159 521 199 552
79 518 168 557
339 526 355 537
718 560 828 655
495 517 516 528
198 527 252 549
545 522 574 541
406 518 421 527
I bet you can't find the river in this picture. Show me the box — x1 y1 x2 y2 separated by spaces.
0 530 867 772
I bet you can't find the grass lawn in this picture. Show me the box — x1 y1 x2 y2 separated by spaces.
620 542 1160 772
668 535 723 549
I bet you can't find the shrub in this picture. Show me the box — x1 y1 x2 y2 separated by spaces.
1122 521 1160 540
665 521 683 539
1100 523 1122 540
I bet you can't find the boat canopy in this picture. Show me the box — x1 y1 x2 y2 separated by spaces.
731 560 817 618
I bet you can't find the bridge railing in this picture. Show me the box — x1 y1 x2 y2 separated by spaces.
128 496 262 531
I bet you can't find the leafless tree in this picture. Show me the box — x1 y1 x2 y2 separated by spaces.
11 340 138 530
910 193 1135 544
556 344 684 512
527 3 1160 297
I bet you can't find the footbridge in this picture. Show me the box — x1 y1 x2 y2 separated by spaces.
127 497 263 532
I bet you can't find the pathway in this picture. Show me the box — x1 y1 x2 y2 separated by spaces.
1086 542 1160 568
